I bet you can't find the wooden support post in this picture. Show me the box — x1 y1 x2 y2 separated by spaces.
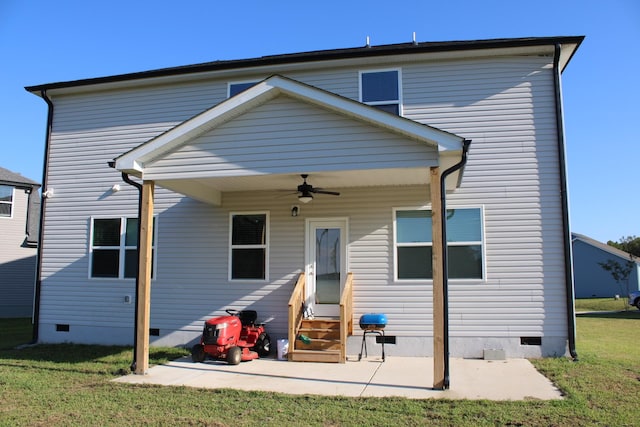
135 180 154 375
430 167 445 389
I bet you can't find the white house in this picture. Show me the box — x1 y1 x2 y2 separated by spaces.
26 36 583 386
0 166 40 317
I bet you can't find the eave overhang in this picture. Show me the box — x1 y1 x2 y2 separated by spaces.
25 36 584 97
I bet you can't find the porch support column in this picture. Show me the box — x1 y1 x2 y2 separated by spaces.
430 167 445 389
135 180 154 375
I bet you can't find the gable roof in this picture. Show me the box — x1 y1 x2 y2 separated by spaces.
25 36 584 95
0 166 40 189
572 232 639 264
114 75 465 175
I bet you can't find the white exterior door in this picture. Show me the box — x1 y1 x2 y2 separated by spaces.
305 218 348 317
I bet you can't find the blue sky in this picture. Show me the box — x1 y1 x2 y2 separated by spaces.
1 0 638 243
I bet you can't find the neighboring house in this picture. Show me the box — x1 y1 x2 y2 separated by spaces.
0 166 40 317
26 36 583 375
572 233 640 298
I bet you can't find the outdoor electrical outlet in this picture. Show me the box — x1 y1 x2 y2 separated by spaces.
124 295 131 304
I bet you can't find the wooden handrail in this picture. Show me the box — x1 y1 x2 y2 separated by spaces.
287 273 306 361
339 272 354 363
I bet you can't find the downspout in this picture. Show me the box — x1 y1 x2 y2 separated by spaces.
553 43 578 361
114 166 143 371
439 139 471 389
31 90 54 343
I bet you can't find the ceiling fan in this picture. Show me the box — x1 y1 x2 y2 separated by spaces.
295 174 340 203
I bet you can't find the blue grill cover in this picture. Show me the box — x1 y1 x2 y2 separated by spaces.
359 313 388 330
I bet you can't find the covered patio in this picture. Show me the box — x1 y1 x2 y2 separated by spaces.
112 75 469 389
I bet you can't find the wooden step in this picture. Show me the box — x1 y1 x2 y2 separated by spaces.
300 318 340 330
292 317 343 362
288 349 342 363
295 338 341 351
297 328 340 340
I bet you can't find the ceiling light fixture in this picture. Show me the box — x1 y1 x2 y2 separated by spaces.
298 191 313 203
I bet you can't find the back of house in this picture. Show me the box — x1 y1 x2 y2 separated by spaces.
26 36 583 360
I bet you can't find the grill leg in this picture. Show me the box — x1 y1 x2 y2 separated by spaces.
358 332 368 361
359 330 386 362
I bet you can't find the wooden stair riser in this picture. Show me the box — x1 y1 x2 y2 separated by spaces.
300 319 340 330
291 318 343 363
295 339 341 351
288 350 341 363
297 328 340 340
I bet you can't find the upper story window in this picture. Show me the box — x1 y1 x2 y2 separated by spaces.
360 69 402 115
90 217 157 279
0 185 14 217
394 207 484 280
228 81 259 98
230 212 268 280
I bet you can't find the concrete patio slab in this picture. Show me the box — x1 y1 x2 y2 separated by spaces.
113 355 563 400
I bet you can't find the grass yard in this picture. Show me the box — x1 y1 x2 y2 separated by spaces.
575 297 634 312
1 314 638 427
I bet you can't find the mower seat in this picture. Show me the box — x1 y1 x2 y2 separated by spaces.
238 310 257 326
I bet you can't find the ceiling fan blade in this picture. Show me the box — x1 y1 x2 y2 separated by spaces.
312 189 340 196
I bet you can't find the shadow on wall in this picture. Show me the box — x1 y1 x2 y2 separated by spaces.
0 255 36 318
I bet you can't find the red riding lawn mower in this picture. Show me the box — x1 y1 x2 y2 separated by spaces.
191 309 271 365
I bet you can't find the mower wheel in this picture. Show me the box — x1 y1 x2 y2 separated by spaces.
227 346 242 365
254 332 272 357
191 344 206 363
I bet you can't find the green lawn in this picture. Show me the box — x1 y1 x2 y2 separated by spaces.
575 297 633 312
1 314 638 426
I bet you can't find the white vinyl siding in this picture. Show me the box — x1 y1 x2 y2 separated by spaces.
37 52 567 357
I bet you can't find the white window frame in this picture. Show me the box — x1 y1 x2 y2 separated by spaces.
228 211 269 282
0 185 14 218
228 80 260 98
393 206 485 282
359 68 403 116
88 216 158 280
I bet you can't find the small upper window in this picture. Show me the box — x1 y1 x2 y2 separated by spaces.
0 185 14 217
360 70 401 115
229 81 258 97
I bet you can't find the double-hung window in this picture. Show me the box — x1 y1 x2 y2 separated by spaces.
360 69 402 115
230 213 268 280
0 185 14 217
395 207 484 280
90 217 156 279
228 81 259 97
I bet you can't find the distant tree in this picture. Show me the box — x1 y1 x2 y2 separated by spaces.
598 257 635 310
606 235 640 257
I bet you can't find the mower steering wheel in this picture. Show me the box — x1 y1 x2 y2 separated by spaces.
225 309 239 316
